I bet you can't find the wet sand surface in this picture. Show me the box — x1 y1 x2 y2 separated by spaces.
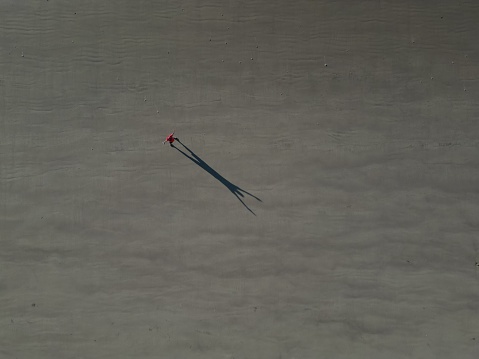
1 1 479 358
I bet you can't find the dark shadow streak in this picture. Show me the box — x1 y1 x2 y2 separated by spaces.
172 139 262 215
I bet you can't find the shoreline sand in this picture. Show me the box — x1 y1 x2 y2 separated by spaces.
1 1 478 358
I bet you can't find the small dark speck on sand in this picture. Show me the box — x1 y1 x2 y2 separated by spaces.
31 303 35 307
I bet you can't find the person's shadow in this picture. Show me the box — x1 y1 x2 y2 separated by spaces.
171 139 262 215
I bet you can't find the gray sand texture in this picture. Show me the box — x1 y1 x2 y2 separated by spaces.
1 1 479 358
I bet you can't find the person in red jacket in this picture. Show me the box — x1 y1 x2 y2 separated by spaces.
163 131 178 146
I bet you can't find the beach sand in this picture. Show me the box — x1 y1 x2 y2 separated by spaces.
1 1 478 358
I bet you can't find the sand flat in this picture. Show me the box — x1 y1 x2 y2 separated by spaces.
1 1 479 358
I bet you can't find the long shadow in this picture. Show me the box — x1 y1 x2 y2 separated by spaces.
172 139 262 215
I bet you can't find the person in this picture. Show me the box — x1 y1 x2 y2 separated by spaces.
163 131 178 146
